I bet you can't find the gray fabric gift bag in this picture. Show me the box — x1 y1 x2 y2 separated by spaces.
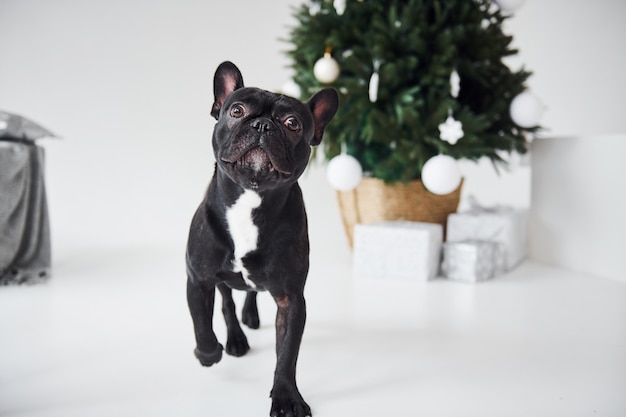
1 111 55 285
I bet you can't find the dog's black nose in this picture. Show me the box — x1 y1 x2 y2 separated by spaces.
251 118 274 132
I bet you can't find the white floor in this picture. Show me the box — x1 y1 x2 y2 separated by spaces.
1 240 625 417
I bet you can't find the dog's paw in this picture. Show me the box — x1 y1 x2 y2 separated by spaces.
270 387 311 417
242 307 260 329
193 344 223 367
225 331 250 357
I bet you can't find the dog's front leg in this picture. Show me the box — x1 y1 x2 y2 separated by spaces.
269 292 311 417
187 278 223 366
217 283 250 357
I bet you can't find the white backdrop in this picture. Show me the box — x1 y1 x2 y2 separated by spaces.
1 0 624 268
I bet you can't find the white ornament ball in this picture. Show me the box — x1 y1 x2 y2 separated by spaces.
421 155 462 195
314 53 340 84
510 90 544 128
496 0 525 13
326 154 363 191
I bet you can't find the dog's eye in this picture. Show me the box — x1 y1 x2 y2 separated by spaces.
284 117 300 132
230 104 245 118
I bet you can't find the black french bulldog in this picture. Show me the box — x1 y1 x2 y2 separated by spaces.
186 61 338 417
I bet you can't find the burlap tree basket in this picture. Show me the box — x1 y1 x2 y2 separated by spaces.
336 177 463 248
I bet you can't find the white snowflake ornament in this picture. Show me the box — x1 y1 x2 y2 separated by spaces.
438 113 464 145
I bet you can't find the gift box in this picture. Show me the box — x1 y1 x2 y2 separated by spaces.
442 240 506 283
446 206 528 271
353 221 443 281
1 110 55 285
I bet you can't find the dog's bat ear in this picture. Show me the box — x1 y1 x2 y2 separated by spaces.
307 88 339 146
211 61 244 119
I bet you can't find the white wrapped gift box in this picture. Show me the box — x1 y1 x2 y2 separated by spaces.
446 207 528 271
353 221 443 281
442 240 506 283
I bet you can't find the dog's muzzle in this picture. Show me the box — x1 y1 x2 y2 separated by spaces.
221 118 293 175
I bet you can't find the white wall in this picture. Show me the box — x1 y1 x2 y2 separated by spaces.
504 0 626 137
505 0 626 280
461 0 626 211
462 0 626 211
1 0 624 274
530 136 626 283
0 0 301 258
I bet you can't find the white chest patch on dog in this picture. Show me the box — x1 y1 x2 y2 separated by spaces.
225 189 262 288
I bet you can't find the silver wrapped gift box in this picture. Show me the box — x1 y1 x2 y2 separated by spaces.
1 111 55 285
442 240 506 283
446 207 528 271
353 221 443 281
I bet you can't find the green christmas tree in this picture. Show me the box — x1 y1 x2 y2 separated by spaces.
285 0 540 184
